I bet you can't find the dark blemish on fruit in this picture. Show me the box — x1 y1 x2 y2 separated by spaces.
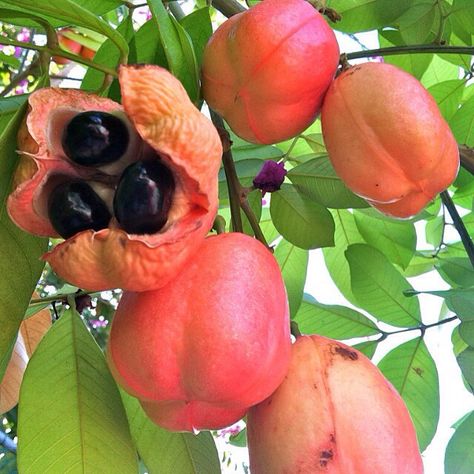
334 345 358 361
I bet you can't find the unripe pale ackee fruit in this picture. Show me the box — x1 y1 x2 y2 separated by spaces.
108 232 291 432
321 62 459 218
201 0 340 144
247 335 423 474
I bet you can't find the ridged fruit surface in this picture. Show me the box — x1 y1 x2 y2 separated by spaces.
321 62 459 218
201 0 339 144
7 65 222 291
108 232 291 432
247 335 423 474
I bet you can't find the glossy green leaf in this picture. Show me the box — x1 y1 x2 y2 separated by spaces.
457 348 474 391
0 101 47 382
287 156 368 209
270 184 335 250
322 210 364 306
259 208 280 245
428 79 466 121
179 7 213 68
421 53 463 88
148 0 199 103
294 300 379 339
228 132 283 162
1 0 128 58
450 95 474 146
346 244 421 327
354 210 416 269
436 257 474 287
122 391 220 474
449 0 474 40
17 310 138 473
274 239 308 318
378 337 440 451
445 411 474 474
329 0 412 32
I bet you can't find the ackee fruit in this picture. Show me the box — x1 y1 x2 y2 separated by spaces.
321 62 459 218
201 0 340 144
7 65 222 291
107 232 291 432
247 335 423 474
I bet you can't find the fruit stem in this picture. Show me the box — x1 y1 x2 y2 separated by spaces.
346 44 474 60
210 110 244 234
290 320 302 338
440 190 474 268
210 0 246 17
213 215 227 234
0 38 118 77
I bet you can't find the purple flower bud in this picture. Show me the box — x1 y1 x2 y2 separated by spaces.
253 160 287 194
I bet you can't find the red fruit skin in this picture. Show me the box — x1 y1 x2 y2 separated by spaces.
201 0 339 144
321 62 459 218
107 233 291 432
54 29 82 65
247 335 424 474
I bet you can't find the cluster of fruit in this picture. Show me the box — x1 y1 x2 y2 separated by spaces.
7 0 459 471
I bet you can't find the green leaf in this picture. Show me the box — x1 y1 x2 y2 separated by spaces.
445 411 474 474
402 252 437 277
428 79 466 121
218 159 263 203
179 7 213 68
270 184 335 250
421 53 462 88
378 30 433 79
449 0 474 40
322 210 364 306
240 189 262 237
457 348 474 391
436 257 474 287
259 208 280 244
81 14 134 93
17 310 138 473
228 131 284 162
287 156 368 209
450 95 474 146
122 391 220 474
352 340 378 359
274 239 308 318
414 287 474 320
353 210 416 269
1 0 128 59
0 0 122 26
459 321 474 347
294 299 379 339
346 244 421 327
330 0 412 32
0 101 47 382
425 215 444 248
378 337 440 451
148 0 199 103
398 1 437 44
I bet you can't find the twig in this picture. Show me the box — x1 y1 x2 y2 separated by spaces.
459 145 474 175
240 198 269 248
211 0 246 17
440 191 474 268
346 44 474 61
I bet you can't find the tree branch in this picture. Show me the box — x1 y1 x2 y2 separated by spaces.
459 145 474 175
440 190 474 268
346 44 474 60
211 0 246 17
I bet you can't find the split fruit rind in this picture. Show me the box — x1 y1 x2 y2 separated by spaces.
7 65 222 291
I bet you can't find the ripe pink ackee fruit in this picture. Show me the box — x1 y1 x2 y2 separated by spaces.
201 0 340 144
108 232 291 432
247 335 423 473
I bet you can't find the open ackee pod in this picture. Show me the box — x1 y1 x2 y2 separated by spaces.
7 65 222 291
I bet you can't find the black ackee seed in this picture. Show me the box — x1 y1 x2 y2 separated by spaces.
113 159 175 235
48 180 112 238
62 111 129 166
